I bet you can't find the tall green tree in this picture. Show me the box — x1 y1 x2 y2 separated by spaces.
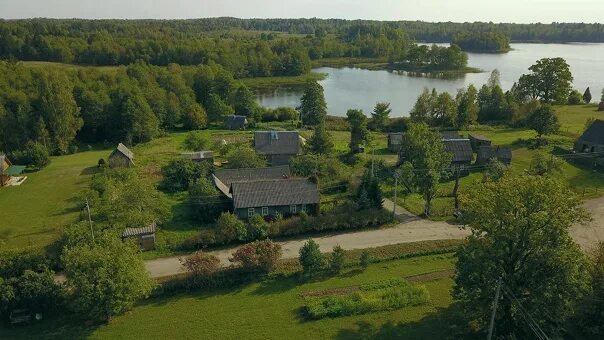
371 102 391 131
233 85 257 117
526 104 560 139
308 122 334 154
410 88 434 123
399 123 451 216
298 81 327 126
61 232 155 322
455 85 479 128
346 109 369 153
583 87 592 104
39 71 83 154
518 57 573 103
454 175 590 337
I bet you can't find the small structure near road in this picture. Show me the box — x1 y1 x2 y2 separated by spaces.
108 143 135 168
254 131 300 166
224 115 248 130
122 222 156 251
230 178 320 219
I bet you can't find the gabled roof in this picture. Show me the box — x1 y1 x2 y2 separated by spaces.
578 119 604 145
224 115 248 129
469 134 491 142
182 151 214 161
477 146 512 161
254 131 300 155
112 143 134 162
122 222 156 238
213 165 291 196
441 131 461 140
443 139 473 163
230 178 320 209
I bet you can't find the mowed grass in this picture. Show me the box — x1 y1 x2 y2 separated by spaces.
0 254 474 340
0 149 107 250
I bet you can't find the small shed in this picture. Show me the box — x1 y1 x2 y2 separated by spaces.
469 134 492 152
108 143 135 168
387 133 405 152
224 115 248 130
575 119 604 153
476 146 512 165
122 223 156 251
182 151 214 163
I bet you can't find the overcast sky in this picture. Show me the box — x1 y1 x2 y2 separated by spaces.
0 0 602 23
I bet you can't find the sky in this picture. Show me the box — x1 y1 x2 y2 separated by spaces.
0 0 603 23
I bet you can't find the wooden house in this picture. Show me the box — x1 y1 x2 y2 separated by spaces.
443 139 473 176
254 131 300 166
469 134 492 152
122 223 156 251
230 178 320 219
224 115 248 130
0 154 25 187
213 165 291 197
476 146 512 165
387 133 404 152
574 119 604 166
108 143 135 168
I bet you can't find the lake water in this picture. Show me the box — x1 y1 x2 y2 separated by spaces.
255 43 604 117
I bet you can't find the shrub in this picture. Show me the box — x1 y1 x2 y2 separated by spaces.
299 239 325 275
246 214 269 241
188 178 227 222
303 279 430 319
9 141 50 170
98 158 106 168
183 131 210 151
359 250 371 267
160 158 211 193
329 245 346 274
568 89 583 105
216 212 247 243
229 239 282 274
225 146 266 169
180 251 221 284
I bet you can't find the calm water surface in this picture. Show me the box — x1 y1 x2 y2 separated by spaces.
255 43 604 117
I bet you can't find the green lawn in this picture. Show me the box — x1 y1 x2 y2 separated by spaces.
0 253 476 340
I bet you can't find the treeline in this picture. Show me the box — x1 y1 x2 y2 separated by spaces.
452 32 511 53
0 20 468 74
0 61 259 157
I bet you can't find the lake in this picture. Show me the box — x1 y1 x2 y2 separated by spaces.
255 43 604 117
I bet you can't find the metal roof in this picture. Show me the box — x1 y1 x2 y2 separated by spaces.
443 139 473 163
578 119 604 145
213 165 291 196
122 223 156 238
114 143 134 162
254 131 300 155
441 131 461 139
5 165 26 176
231 178 320 209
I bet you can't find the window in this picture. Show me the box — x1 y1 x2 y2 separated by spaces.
290 205 297 214
301 205 307 213
248 208 255 217
591 146 595 153
262 207 269 216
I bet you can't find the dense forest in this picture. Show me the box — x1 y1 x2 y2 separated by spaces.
0 19 471 76
452 32 511 53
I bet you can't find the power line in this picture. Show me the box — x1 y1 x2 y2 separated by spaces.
501 284 550 340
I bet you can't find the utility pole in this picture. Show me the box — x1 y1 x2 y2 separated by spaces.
85 198 95 243
393 174 398 218
371 148 375 176
487 277 503 340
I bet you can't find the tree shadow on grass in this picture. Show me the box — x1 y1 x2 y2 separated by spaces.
334 303 480 340
252 275 300 296
80 166 101 176
338 268 364 278
0 314 99 340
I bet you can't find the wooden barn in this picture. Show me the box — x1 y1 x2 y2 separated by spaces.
122 223 156 251
108 143 135 168
0 154 26 187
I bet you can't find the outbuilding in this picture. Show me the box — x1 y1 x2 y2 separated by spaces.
254 131 300 166
387 133 404 152
443 139 474 175
469 134 492 152
108 143 135 168
224 115 248 130
0 154 26 187
122 223 156 251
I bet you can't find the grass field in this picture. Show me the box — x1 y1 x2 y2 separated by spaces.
0 253 476 340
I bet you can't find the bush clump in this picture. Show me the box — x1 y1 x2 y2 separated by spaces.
303 279 430 319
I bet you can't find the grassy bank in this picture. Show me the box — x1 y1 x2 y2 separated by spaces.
241 72 328 89
312 57 482 75
0 253 476 340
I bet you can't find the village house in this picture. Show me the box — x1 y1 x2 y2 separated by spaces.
182 151 214 164
213 165 291 197
230 178 320 219
469 134 492 152
254 131 300 166
121 222 156 251
476 146 513 165
387 133 404 152
0 154 26 187
574 119 604 166
442 139 474 175
224 115 248 130
108 143 135 168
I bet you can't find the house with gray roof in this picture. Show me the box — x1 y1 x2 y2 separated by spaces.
575 119 604 153
469 134 492 152
224 115 248 130
254 131 300 166
443 139 473 175
230 178 320 219
476 146 512 165
108 143 134 168
213 165 291 197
